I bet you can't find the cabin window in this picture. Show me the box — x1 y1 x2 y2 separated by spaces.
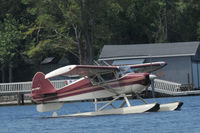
90 72 116 85
119 66 133 76
93 76 100 83
101 72 115 81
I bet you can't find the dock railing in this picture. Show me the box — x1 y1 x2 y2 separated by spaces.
149 79 200 96
0 79 200 96
0 82 32 94
0 80 67 94
154 79 182 92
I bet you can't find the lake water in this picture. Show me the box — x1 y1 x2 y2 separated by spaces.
0 96 200 133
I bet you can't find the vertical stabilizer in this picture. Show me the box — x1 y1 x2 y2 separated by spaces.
31 72 57 103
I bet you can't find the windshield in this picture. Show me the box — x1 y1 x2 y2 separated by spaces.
119 66 133 76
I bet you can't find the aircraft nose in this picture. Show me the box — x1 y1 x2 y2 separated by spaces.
149 74 157 80
160 61 167 66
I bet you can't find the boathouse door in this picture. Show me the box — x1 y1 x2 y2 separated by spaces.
192 62 200 88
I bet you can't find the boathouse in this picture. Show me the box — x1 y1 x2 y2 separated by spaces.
99 41 200 88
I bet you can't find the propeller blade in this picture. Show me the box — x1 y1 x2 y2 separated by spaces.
149 74 157 80
149 74 157 98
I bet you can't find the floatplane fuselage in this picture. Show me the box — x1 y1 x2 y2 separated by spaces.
31 62 183 117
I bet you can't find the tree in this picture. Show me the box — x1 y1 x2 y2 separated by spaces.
1 0 200 83
0 14 23 82
24 0 100 64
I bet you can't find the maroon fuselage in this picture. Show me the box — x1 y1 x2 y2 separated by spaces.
32 73 151 103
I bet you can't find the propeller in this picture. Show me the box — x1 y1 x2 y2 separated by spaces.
148 54 157 98
149 74 157 98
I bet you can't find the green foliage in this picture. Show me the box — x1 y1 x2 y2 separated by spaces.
0 0 200 81
0 14 23 64
197 22 200 41
22 0 200 62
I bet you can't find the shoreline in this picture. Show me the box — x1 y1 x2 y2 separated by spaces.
0 95 199 107
0 100 34 106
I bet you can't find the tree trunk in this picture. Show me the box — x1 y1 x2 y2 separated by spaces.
9 62 13 82
89 0 96 64
80 0 95 64
1 66 5 83
164 0 168 42
78 39 87 65
80 0 88 64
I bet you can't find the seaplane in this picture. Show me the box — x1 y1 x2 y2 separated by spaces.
31 61 183 117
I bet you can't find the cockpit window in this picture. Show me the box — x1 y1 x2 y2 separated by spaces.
90 72 117 85
119 66 133 76
101 72 115 81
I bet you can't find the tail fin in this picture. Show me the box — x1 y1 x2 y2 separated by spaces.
31 72 57 103
31 72 65 112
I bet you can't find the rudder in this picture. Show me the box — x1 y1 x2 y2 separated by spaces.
31 72 57 103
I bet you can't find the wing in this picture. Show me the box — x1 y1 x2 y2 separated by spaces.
129 61 167 73
45 65 119 79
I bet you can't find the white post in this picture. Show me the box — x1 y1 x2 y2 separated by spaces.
123 94 131 107
94 98 98 112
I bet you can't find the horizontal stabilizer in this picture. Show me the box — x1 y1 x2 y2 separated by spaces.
37 103 64 112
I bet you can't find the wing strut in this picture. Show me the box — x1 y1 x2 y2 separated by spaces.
88 72 119 95
94 94 131 112
133 92 148 104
